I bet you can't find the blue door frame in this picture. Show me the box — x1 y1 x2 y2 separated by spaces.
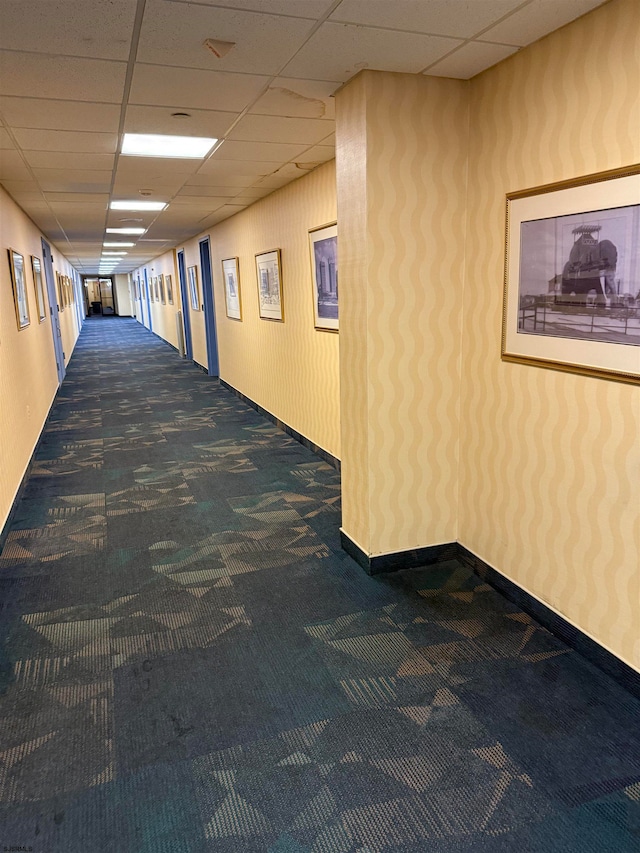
199 237 219 376
177 250 193 360
41 238 65 384
143 269 153 332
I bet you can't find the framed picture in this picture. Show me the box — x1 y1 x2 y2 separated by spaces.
150 277 155 302
66 276 74 304
222 257 242 320
188 265 200 311
503 165 640 385
166 274 174 305
154 276 160 303
8 248 30 330
309 223 338 331
56 272 65 310
255 249 283 321
31 255 47 322
158 273 165 304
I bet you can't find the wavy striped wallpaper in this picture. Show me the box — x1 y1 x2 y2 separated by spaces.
196 161 340 460
337 72 469 558
0 187 80 531
460 0 640 670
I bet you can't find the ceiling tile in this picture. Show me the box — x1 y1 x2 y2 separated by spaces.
0 0 136 60
0 179 41 195
481 0 608 47
228 114 333 145
425 41 519 79
32 170 113 192
129 64 270 112
0 150 31 180
294 144 335 167
45 193 110 204
232 186 275 201
0 52 127 103
23 151 116 171
124 105 238 137
164 0 335 16
13 129 117 154
190 160 278 180
115 157 198 177
171 195 228 211
112 178 187 196
250 78 337 119
0 97 121 132
0 128 16 148
329 0 526 39
213 139 309 162
281 22 461 81
137 0 314 76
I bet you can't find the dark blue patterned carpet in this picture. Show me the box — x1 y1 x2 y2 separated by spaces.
0 317 638 852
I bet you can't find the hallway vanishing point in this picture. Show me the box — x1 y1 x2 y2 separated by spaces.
0 318 638 852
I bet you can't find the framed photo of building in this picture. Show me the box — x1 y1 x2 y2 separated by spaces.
8 248 30 330
222 257 242 320
166 274 174 305
188 265 200 311
503 165 640 385
31 255 47 322
309 223 338 331
158 273 165 304
255 249 283 321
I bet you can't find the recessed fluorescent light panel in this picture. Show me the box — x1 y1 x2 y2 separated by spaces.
110 201 167 211
102 251 128 255
103 242 135 247
122 133 217 159
106 227 146 235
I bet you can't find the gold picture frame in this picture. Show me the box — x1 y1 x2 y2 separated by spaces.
255 249 283 321
8 248 30 330
309 222 338 332
502 164 640 385
187 265 200 311
31 255 47 322
222 257 242 321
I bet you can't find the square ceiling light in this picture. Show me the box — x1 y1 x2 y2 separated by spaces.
110 201 167 211
121 133 217 159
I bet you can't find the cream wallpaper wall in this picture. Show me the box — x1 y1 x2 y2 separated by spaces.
201 160 340 460
336 72 469 557
459 0 640 669
0 187 80 531
135 254 180 350
132 161 340 460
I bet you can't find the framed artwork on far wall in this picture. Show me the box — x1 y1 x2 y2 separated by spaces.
255 249 283 321
8 248 30 330
166 274 174 305
31 255 47 322
309 222 338 331
158 273 165 304
503 164 640 385
56 272 65 310
154 276 160 303
188 265 200 311
222 257 242 320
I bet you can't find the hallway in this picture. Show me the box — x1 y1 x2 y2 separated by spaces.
0 318 638 852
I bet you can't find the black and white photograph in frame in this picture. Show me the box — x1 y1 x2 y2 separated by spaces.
255 249 283 321
158 273 165 304
309 223 338 331
31 255 47 323
166 274 173 305
222 257 242 320
188 265 200 311
8 248 30 330
503 165 640 385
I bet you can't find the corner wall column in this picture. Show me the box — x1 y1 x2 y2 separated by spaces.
335 70 470 568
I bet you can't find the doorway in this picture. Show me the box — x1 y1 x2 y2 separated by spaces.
199 237 219 376
41 238 65 384
177 250 193 360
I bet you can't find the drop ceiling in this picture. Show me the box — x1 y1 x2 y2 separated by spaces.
0 0 608 275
